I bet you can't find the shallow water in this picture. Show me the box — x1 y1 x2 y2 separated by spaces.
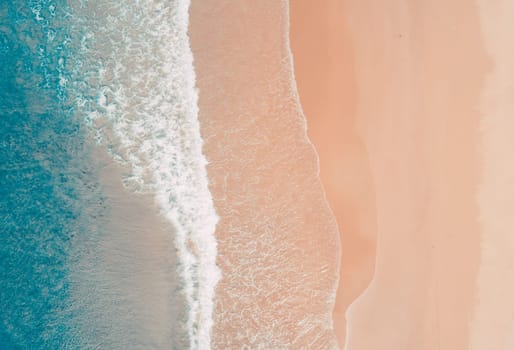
1 1 218 348
189 1 340 348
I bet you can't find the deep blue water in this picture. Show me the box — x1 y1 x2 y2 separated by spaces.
0 1 103 348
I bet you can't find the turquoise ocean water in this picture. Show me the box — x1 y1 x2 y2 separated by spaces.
0 1 219 348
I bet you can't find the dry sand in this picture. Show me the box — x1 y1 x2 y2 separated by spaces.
471 1 514 348
290 0 488 349
190 1 340 348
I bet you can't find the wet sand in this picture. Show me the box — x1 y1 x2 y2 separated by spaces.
289 1 378 347
190 1 340 348
290 0 487 349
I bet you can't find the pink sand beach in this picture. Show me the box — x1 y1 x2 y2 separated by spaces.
189 0 514 348
190 1 339 348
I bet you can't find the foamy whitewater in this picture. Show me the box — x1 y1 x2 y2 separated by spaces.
0 1 219 349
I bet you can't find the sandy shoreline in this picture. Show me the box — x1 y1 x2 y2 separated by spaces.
187 0 514 348
471 1 514 348
190 1 340 348
290 0 487 349
289 1 378 347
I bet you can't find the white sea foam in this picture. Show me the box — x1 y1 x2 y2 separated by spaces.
69 1 220 348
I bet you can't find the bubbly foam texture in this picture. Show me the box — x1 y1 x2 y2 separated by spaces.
68 1 220 348
188 1 340 348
